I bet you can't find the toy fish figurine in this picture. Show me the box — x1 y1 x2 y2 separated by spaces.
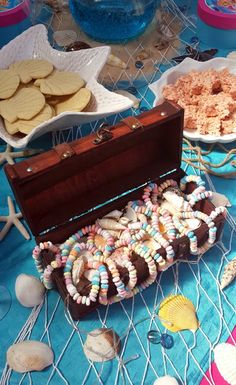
220 258 236 290
171 46 218 64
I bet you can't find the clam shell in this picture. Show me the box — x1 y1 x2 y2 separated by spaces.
214 343 236 385
158 295 199 333
96 218 126 231
7 341 54 373
153 376 179 385
83 328 121 362
15 274 45 307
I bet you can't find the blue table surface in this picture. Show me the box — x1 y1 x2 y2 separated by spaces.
1 3 236 385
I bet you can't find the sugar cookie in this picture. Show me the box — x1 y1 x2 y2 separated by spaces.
55 88 91 115
10 59 54 84
4 104 54 135
0 70 20 99
34 71 85 96
0 88 45 123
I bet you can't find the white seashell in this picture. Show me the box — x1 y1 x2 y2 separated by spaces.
124 207 137 222
153 375 179 385
185 218 201 230
144 239 161 251
114 90 140 109
83 328 121 362
107 54 127 69
137 213 148 224
53 30 77 47
120 230 132 243
7 341 54 373
227 51 236 60
96 218 126 231
119 216 130 226
84 269 97 282
106 230 121 239
72 258 85 285
15 274 45 307
211 192 231 208
163 191 184 211
160 200 178 216
220 258 236 290
214 343 236 385
103 210 123 219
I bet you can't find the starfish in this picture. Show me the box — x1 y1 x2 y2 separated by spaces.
0 144 43 166
0 196 30 241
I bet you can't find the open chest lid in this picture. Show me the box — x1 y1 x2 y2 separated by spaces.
5 101 184 238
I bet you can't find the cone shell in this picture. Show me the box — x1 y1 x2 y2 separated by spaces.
214 343 236 385
158 295 199 333
220 258 236 290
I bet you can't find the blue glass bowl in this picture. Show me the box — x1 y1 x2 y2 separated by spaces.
69 0 160 43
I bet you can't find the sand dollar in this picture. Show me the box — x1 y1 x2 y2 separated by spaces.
5 104 53 135
56 88 91 115
0 70 20 99
35 71 85 96
0 88 45 123
10 59 54 84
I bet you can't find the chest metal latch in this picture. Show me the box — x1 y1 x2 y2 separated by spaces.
93 123 113 145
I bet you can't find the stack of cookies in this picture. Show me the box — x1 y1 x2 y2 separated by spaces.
0 59 91 136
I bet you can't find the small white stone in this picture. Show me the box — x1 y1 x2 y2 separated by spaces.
7 340 54 373
15 274 45 307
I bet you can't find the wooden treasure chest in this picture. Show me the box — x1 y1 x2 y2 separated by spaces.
5 101 225 320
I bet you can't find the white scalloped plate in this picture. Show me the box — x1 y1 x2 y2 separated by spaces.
0 24 133 148
149 57 236 143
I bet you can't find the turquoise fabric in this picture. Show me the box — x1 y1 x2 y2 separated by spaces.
1 3 236 384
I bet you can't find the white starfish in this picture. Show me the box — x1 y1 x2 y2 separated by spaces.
0 196 30 241
0 144 42 166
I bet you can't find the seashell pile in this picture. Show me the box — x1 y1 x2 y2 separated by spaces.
214 343 236 385
7 341 54 373
15 274 45 307
158 294 199 333
83 328 121 362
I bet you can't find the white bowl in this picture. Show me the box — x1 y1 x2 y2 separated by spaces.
0 24 134 148
149 57 236 143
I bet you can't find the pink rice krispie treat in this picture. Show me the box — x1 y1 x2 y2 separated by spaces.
162 67 236 135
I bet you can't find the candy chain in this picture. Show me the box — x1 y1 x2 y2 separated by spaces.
32 176 225 306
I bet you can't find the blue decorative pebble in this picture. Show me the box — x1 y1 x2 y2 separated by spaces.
147 330 174 349
160 333 174 349
127 86 138 95
135 60 144 69
190 36 199 45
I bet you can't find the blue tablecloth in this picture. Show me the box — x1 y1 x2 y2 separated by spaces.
1 4 236 385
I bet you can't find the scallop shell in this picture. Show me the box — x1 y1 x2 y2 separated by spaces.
7 341 53 373
53 30 77 47
83 328 121 362
96 218 126 231
15 274 45 307
153 376 179 385
103 210 123 219
220 258 236 290
214 343 236 385
158 295 199 333
114 90 140 109
72 258 85 285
